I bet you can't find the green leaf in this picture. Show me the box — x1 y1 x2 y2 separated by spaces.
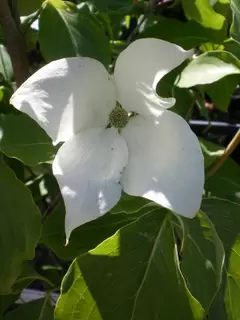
90 0 133 13
0 86 12 105
0 294 19 317
156 61 195 118
224 38 240 59
4 298 54 320
209 0 218 6
230 0 240 42
200 139 224 168
204 74 239 111
181 0 227 33
202 198 240 256
200 42 224 52
157 61 186 97
201 198 240 319
12 262 54 293
110 193 150 213
0 157 41 293
41 201 156 260
172 88 195 118
180 212 224 311
206 156 240 196
0 87 4 102
18 0 43 15
0 262 48 317
214 0 231 19
4 156 25 182
55 209 204 320
203 141 240 196
0 44 13 82
141 17 226 49
0 263 54 316
39 0 111 67
178 51 240 87
0 113 56 166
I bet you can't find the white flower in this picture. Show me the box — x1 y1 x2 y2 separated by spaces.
10 38 204 240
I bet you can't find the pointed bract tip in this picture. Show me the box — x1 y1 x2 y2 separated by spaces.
65 238 69 247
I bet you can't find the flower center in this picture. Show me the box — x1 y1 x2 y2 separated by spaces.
109 103 129 129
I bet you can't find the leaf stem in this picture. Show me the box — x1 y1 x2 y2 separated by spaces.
206 129 240 178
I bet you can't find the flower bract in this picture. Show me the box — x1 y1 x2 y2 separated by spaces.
10 38 204 240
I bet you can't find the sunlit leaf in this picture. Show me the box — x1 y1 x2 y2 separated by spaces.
39 0 111 66
55 209 204 320
181 0 227 33
178 51 240 87
41 201 156 260
141 17 226 49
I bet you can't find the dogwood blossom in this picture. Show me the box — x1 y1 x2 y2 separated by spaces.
10 38 204 240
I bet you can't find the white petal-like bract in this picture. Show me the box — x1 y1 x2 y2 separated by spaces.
11 57 116 145
114 38 193 117
121 112 204 218
10 37 203 235
53 127 128 240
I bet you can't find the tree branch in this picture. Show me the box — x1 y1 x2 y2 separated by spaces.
0 0 29 86
206 129 240 178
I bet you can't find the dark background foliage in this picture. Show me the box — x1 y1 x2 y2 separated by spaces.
0 0 240 319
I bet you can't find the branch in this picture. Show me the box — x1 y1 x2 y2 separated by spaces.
126 14 147 44
0 0 29 86
8 0 21 29
206 129 240 178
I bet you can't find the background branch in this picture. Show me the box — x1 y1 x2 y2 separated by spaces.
206 129 240 178
0 0 29 86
